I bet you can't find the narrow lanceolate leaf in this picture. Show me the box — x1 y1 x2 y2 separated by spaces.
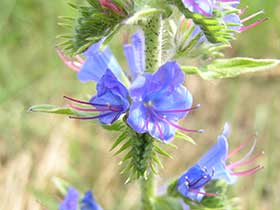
28 104 78 115
175 131 196 145
181 58 280 80
110 131 128 151
154 145 173 159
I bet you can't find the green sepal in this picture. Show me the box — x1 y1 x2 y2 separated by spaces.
170 0 236 44
175 131 196 145
182 57 280 80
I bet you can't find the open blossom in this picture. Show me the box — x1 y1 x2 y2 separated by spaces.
127 61 201 142
177 123 263 201
64 69 129 124
59 187 102 210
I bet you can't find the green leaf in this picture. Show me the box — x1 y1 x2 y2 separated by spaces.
28 104 93 117
175 131 196 145
28 104 76 115
181 57 280 80
154 196 183 210
110 131 128 151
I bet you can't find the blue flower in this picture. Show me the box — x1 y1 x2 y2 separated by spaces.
65 69 129 124
81 191 103 210
59 187 79 210
127 61 201 142
177 123 263 201
59 187 102 210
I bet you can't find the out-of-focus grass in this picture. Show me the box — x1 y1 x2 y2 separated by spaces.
0 0 279 210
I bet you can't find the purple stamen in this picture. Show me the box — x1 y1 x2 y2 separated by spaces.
155 120 165 141
228 151 264 170
239 18 268 32
64 96 122 110
227 136 256 159
151 108 204 133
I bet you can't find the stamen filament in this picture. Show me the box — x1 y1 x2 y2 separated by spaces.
64 96 121 110
231 165 264 176
239 18 268 32
241 10 264 23
227 136 256 159
228 151 264 170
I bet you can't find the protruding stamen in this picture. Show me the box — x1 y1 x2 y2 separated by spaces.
231 165 264 176
228 151 264 170
239 18 268 32
189 189 217 197
64 96 121 111
75 55 85 64
241 10 264 23
227 136 257 159
155 120 164 140
56 49 82 72
156 104 201 114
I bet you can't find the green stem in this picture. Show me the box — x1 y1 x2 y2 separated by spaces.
140 174 155 210
139 15 164 210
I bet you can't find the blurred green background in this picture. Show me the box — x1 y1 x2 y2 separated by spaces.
0 0 279 210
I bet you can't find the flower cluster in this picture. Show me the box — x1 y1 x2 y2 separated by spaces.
58 31 201 142
182 0 267 38
176 123 263 202
59 187 102 210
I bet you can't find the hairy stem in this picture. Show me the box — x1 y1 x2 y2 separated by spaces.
139 15 164 210
142 15 163 72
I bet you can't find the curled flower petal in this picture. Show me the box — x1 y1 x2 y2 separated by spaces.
124 31 145 79
78 39 125 84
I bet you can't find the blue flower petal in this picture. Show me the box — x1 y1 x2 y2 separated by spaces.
123 31 145 79
59 187 79 210
78 40 124 83
88 69 129 124
127 102 148 134
183 0 215 16
197 134 228 171
177 165 210 202
81 191 103 210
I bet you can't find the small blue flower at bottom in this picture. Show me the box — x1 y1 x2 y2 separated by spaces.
64 69 129 125
177 123 263 201
59 187 102 210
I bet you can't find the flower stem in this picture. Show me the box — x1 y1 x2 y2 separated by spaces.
139 14 164 210
140 173 155 210
142 15 163 72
